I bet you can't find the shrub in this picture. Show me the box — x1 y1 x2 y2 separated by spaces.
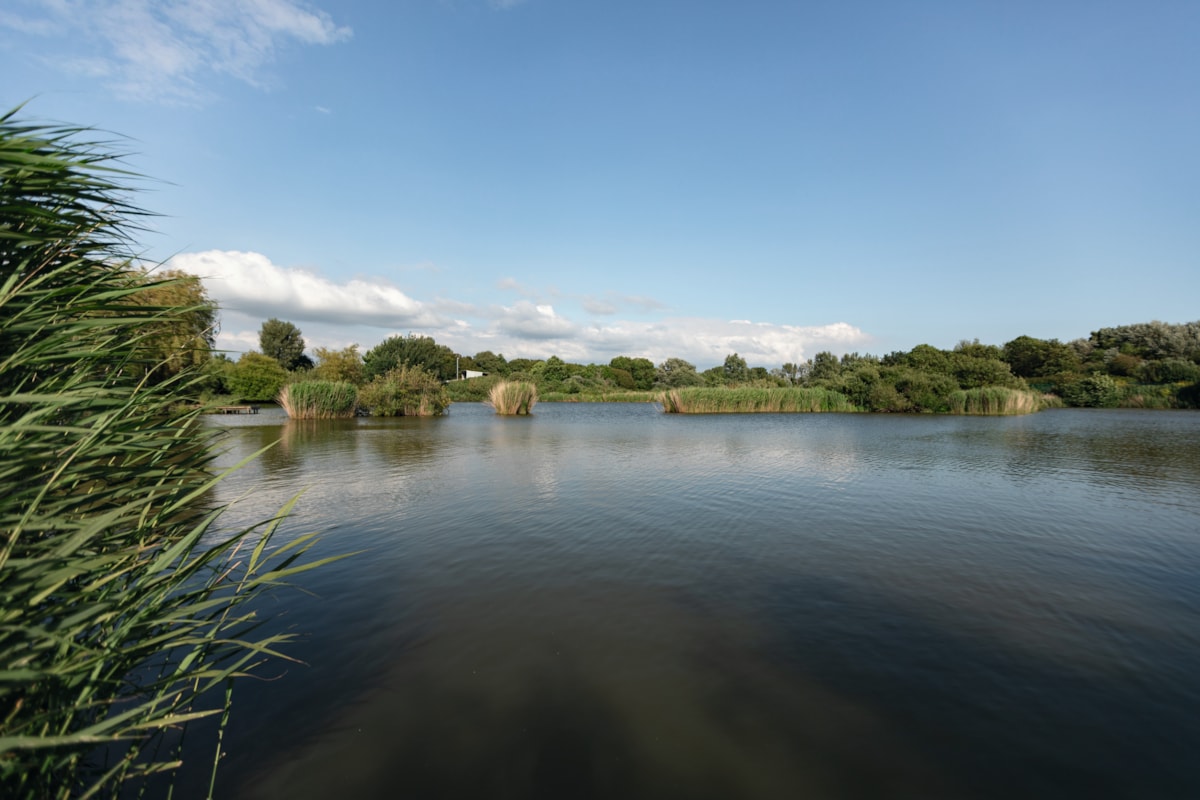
486 380 538 415
357 365 450 416
1061 372 1120 408
227 351 288 401
0 109 335 797
279 380 358 419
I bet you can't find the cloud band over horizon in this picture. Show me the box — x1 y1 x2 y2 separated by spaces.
168 249 871 369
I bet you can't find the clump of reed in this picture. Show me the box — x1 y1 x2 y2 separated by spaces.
539 390 660 403
0 109 340 797
357 365 450 416
946 387 1045 415
487 380 538 415
278 380 358 418
661 387 857 413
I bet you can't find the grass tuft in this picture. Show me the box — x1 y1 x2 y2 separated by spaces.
279 380 358 418
486 381 538 415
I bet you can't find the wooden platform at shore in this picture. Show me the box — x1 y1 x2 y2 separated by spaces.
213 405 258 414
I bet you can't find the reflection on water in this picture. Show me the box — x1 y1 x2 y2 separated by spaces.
189 406 1200 799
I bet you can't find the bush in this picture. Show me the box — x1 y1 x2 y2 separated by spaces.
227 351 288 402
1062 372 1120 408
0 109 334 798
357 365 450 416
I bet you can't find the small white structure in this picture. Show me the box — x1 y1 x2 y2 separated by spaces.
458 369 486 380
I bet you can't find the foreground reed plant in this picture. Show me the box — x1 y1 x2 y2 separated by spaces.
0 109 340 798
946 387 1045 415
486 380 538 415
279 380 358 419
660 387 857 413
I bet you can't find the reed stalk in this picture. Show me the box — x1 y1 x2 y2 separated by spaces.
0 109 342 798
946 387 1045 415
660 387 858 413
279 380 358 419
486 381 538 415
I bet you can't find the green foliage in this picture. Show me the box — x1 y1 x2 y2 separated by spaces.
0 108 336 798
357 365 449 416
364 334 455 381
1002 335 1082 378
279 380 358 419
127 268 217 384
445 374 502 402
312 344 365 385
1136 358 1200 384
471 350 509 376
487 380 538 415
609 356 655 390
1061 372 1121 408
259 318 310 371
809 351 841 381
722 353 750 383
227 351 288 402
1088 320 1200 361
655 358 704 388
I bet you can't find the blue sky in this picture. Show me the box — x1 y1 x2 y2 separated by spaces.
3 0 1197 369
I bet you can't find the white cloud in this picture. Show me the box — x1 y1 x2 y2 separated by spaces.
169 249 447 329
169 249 872 368
2 0 351 103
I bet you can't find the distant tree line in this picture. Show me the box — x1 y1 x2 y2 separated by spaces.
179 312 1200 410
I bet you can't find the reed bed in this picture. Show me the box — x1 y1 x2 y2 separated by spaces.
1 110 340 798
661 387 857 413
487 380 538 415
539 390 660 403
278 380 358 418
946 387 1045 415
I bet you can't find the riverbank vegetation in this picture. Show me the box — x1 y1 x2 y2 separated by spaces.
1 110 336 797
207 320 1200 416
661 387 858 414
278 380 358 418
486 381 538 415
356 365 450 416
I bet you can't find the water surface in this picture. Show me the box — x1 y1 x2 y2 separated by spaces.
190 405 1200 799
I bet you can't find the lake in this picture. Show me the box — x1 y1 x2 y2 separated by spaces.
186 404 1200 799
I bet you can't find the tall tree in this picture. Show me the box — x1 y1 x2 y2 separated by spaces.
259 318 311 371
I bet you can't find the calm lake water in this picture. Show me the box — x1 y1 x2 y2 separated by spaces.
184 404 1200 799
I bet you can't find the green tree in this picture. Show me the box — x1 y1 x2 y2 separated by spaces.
722 353 750 384
610 356 656 390
364 334 454 381
128 268 217 383
228 351 288 401
259 318 311 371
655 358 704 388
313 344 365 385
809 351 842 381
472 350 509 375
